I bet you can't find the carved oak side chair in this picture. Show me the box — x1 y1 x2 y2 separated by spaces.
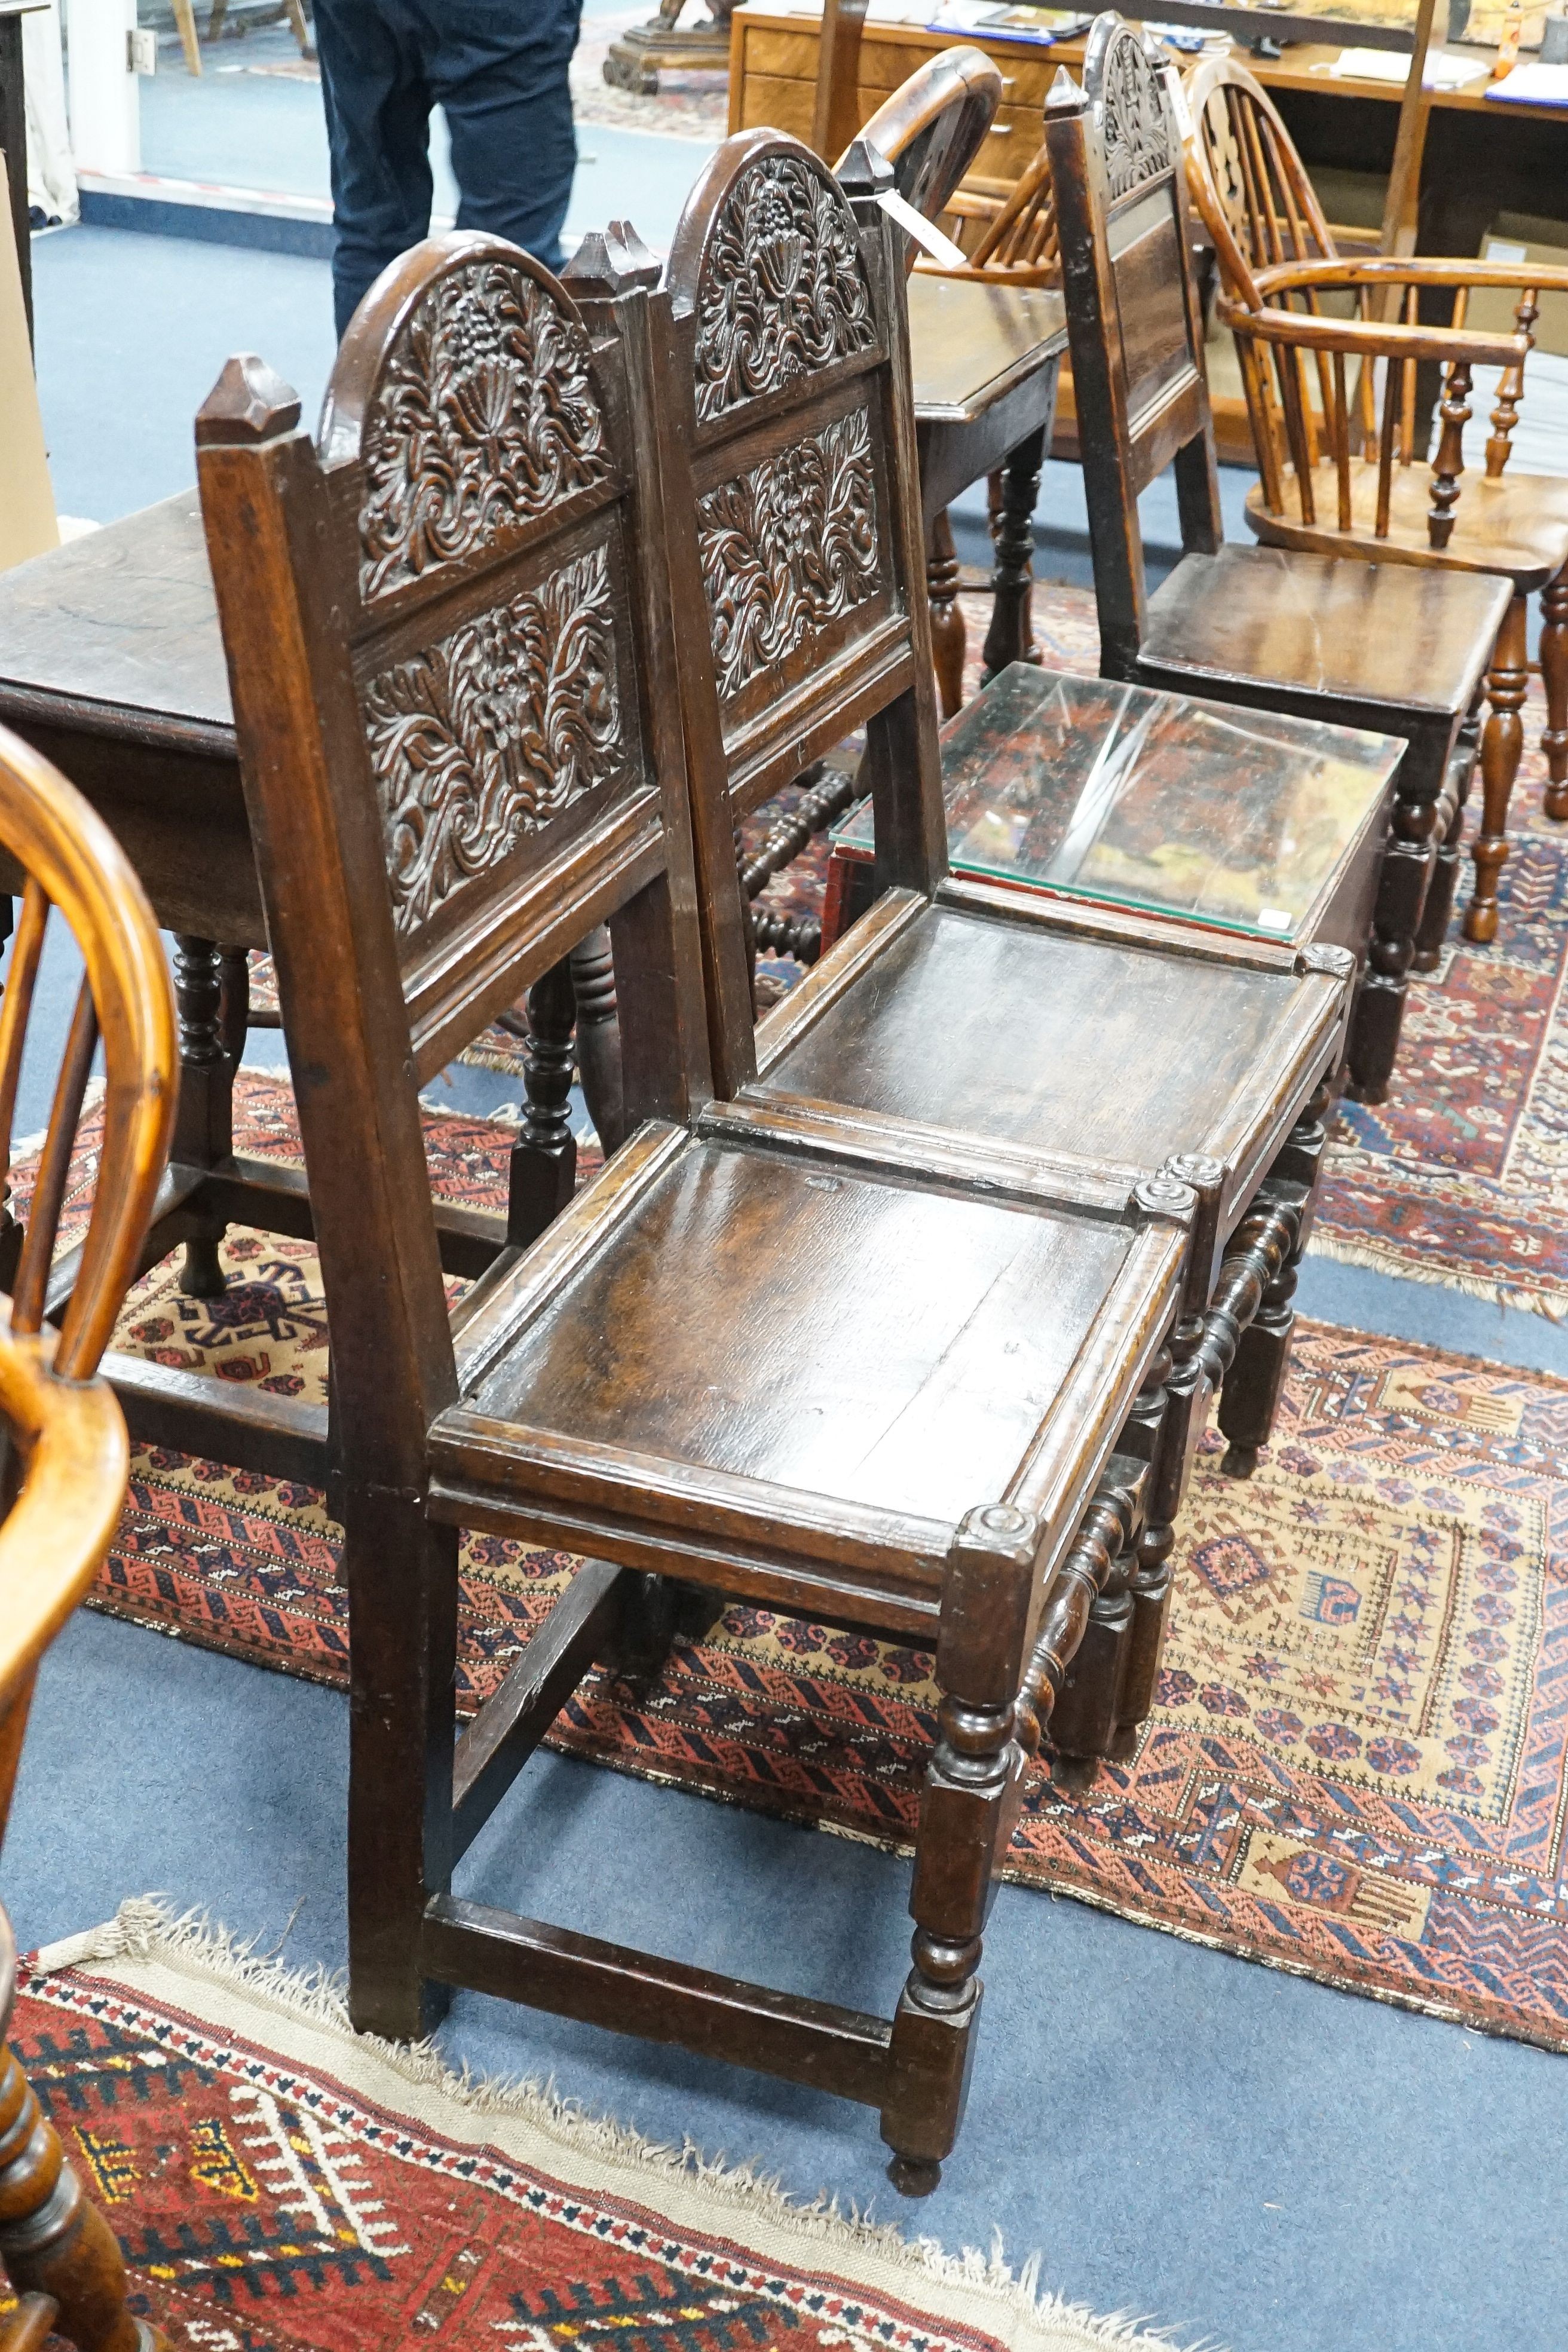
0 724 176 2352
1184 52 1568 949
651 130 1356 1767
195 227 1209 2194
1041 17 1512 1104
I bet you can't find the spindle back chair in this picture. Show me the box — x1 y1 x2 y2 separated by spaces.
1183 50 1568 943
1042 15 1511 1102
0 722 174 2352
851 46 1003 240
194 215 1212 2194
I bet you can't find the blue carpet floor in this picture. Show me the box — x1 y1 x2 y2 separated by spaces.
11 181 1568 2352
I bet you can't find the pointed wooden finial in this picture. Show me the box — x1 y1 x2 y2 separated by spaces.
1047 64 1085 112
835 135 895 197
564 219 662 297
195 354 302 447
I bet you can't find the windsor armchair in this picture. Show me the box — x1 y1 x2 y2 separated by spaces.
655 128 1356 1779
0 724 176 2352
1183 51 1568 948
195 222 1207 2194
1043 16 1510 1102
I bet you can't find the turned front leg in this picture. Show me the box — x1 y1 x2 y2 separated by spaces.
1349 742 1444 1102
509 956 578 1248
980 426 1046 688
172 936 232 1299
881 1504 1036 2198
1413 698 1481 973
1465 595 1530 944
0 2035 157 2351
925 507 966 721
1542 565 1568 820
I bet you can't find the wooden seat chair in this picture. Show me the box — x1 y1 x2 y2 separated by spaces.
0 725 176 2352
652 127 1356 1774
1040 16 1512 1104
194 226 1233 2193
1183 50 1568 950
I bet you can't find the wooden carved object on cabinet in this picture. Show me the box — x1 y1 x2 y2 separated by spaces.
1041 16 1511 1104
1183 49 1568 947
655 124 1355 1673
604 0 733 96
0 724 177 2352
194 214 1211 2194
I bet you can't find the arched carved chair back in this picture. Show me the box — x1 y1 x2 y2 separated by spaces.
195 232 716 1484
849 47 1003 256
1042 14 1224 675
656 130 947 1092
0 727 175 1385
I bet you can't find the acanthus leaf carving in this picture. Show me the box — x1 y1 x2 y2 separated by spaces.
693 154 878 425
1099 30 1171 203
697 406 880 700
365 543 626 935
359 262 612 602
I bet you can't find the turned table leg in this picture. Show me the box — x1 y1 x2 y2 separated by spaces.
1413 697 1481 972
568 926 624 1155
1542 565 1568 820
509 956 577 1247
1465 594 1529 944
980 425 1046 688
171 936 232 1298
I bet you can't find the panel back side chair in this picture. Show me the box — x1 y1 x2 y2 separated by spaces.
1041 15 1512 1105
651 125 1356 1595
1183 51 1568 951
195 224 1216 2194
0 722 176 2352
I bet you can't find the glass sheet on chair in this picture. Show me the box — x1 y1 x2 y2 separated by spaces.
832 664 1404 941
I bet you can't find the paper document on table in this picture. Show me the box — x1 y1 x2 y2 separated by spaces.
1487 60 1568 101
1325 44 1491 83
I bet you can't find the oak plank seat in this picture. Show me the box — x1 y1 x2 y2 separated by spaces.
655 128 1356 1777
0 722 177 2352
1039 17 1511 1105
1182 50 1568 949
193 224 1214 2197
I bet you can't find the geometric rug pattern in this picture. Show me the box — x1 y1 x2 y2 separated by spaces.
63 1074 1568 2059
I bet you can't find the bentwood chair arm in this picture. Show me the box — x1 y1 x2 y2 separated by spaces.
0 1331 125 1719
1215 293 1533 375
1251 255 1568 305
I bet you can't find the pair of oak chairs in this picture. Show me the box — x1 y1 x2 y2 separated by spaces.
11 23 1351 2194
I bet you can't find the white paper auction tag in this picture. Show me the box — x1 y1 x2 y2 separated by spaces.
877 188 969 271
1163 63 1195 142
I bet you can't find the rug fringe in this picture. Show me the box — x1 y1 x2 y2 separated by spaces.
33 1898 1220 2352
1307 1232 1567 1322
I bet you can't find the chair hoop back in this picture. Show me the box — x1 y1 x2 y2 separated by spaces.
849 47 1003 244
1183 53 1336 304
0 726 175 1383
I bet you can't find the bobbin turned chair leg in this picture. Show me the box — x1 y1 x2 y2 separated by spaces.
980 425 1046 690
1465 595 1530 944
880 1505 1037 2197
568 926 624 1154
1542 564 1568 822
1049 1353 1167 1772
926 508 966 721
0 2031 159 2352
1414 696 1481 973
509 956 578 1248
1218 1071 1333 1478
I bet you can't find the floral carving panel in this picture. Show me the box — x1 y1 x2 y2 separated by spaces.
697 407 881 702
1100 32 1171 202
365 544 625 935
693 154 877 424
360 263 611 601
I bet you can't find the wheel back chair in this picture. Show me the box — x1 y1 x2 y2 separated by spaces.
1040 16 1512 1104
193 222 1259 2192
1183 49 1568 951
0 726 176 2352
653 126 1359 1775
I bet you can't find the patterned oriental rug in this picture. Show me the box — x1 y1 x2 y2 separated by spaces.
16 1903 1154 2352
47 1072 1568 2059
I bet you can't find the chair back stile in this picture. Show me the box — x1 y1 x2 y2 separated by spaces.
1043 19 1223 676
194 235 715 1493
652 130 948 1097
